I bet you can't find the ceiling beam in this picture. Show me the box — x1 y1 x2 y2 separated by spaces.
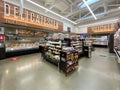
45 0 60 12
66 0 73 4
107 4 120 7
75 8 120 26
65 1 105 18
48 0 60 10
61 0 70 5
75 5 103 22
103 2 108 12
61 0 82 13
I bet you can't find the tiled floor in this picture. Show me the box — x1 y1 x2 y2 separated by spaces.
0 48 120 90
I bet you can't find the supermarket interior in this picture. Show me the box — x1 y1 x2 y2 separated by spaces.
0 0 120 90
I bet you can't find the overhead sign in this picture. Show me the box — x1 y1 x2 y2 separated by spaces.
0 1 63 31
88 23 116 34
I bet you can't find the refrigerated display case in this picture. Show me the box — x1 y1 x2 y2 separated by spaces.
4 28 47 57
5 40 39 52
92 35 108 47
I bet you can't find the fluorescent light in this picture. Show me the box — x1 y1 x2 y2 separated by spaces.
82 0 97 20
119 7 120 9
80 0 100 8
26 0 77 24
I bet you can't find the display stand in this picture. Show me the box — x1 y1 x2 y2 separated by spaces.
83 46 92 58
63 38 84 58
59 50 78 76
43 33 92 76
108 34 114 53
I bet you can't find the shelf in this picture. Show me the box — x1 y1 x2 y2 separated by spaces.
49 41 61 44
72 44 80 46
78 50 83 53
74 46 82 48
48 47 54 50
51 53 60 55
56 46 61 48
47 45 55 47
93 44 108 45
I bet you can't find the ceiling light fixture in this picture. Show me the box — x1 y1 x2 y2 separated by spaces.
82 0 97 20
26 0 77 24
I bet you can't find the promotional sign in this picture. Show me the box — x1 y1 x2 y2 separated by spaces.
0 1 63 31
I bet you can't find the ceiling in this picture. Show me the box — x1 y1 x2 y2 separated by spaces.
29 0 120 25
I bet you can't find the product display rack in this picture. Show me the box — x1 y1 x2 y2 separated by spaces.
59 49 78 76
83 38 94 51
43 33 91 76
45 40 62 65
71 40 83 53
63 38 84 57
45 38 84 65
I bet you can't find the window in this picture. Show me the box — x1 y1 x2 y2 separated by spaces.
78 0 100 8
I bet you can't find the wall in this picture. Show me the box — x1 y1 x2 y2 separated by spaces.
75 27 87 34
4 0 75 32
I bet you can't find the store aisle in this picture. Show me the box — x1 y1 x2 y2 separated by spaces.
0 48 120 90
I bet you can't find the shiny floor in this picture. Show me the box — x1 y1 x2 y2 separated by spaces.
0 48 120 90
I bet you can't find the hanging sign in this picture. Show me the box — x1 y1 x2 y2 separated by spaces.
0 1 63 31
87 23 116 34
